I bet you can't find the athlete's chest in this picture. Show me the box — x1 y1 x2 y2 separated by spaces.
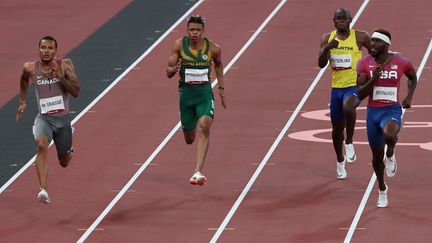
366 62 403 85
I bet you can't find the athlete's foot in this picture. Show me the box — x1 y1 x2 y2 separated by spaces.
37 188 50 204
336 156 347 179
385 152 397 177
190 171 207 186
377 183 388 208
345 143 357 163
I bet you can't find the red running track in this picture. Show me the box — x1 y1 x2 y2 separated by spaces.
1 0 431 242
0 0 131 106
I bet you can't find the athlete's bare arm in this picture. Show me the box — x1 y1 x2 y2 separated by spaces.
357 65 384 100
402 67 417 108
60 59 80 97
166 39 182 79
356 30 371 53
16 62 34 122
210 41 227 109
318 32 338 68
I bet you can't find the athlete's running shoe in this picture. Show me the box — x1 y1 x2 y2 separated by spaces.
190 171 207 186
377 183 388 208
37 189 50 204
385 153 397 177
345 143 357 163
336 157 347 179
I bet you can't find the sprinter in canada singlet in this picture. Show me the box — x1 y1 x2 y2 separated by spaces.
16 36 80 203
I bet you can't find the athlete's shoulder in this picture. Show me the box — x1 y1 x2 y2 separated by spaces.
23 61 35 72
60 58 76 71
392 53 413 68
61 58 73 64
208 39 221 54
357 54 373 66
321 31 333 42
354 29 369 37
359 54 373 61
354 29 371 44
173 38 183 50
392 53 410 62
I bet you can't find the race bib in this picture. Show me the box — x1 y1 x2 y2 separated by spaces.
185 68 209 83
39 95 65 114
373 86 397 102
330 54 352 70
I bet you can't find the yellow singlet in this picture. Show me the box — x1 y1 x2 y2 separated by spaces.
328 29 362 88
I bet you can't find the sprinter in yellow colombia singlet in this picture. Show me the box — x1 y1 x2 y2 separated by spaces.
318 8 371 179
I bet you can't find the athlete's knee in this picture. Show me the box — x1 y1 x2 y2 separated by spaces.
185 137 194 144
383 122 399 139
198 118 212 133
58 155 71 168
383 133 398 144
183 131 195 144
36 137 49 152
343 99 357 114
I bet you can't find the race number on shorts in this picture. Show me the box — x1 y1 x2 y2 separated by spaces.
330 54 352 70
185 68 209 83
39 95 65 114
373 86 397 102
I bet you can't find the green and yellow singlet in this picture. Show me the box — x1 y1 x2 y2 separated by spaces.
328 29 362 88
179 36 213 94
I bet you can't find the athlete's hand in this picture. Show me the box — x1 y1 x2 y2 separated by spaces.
219 90 227 109
371 65 383 81
326 38 339 50
402 97 412 108
16 102 26 122
167 60 181 77
49 60 64 78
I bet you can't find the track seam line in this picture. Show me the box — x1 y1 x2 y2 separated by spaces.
75 0 294 242
209 1 370 242
344 38 432 243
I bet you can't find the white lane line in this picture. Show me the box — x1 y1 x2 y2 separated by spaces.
76 0 293 242
209 1 370 242
0 1 207 195
344 38 432 243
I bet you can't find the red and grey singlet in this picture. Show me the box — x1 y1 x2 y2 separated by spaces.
34 60 69 116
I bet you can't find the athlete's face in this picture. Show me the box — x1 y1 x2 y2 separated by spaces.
370 38 388 57
39 39 57 62
333 12 351 31
187 23 204 42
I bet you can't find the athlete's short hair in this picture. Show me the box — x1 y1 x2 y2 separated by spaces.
187 15 205 27
39 35 58 49
373 28 392 41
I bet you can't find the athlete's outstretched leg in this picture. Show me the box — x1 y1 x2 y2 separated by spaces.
35 136 49 190
343 95 358 144
331 119 345 163
195 116 212 172
383 120 400 157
